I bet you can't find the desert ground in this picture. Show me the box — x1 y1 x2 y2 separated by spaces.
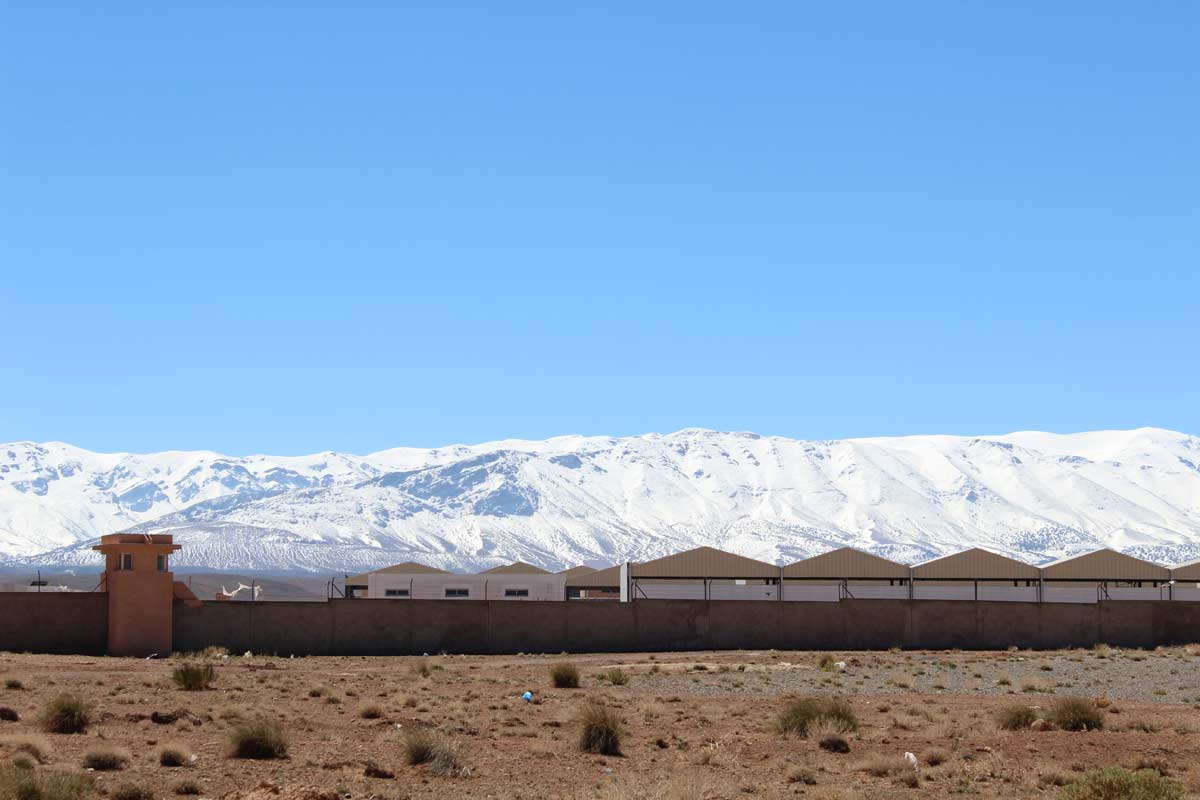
3 645 1199 799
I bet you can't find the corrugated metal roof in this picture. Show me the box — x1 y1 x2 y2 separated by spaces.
478 561 552 575
557 565 597 577
1170 559 1200 582
345 561 449 584
911 548 1039 580
1041 548 1170 581
565 564 621 587
782 547 909 579
631 546 779 578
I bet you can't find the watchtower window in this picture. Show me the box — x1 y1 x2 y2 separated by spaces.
118 554 133 571
157 555 168 572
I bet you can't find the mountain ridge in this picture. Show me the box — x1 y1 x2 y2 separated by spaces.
3 427 1198 573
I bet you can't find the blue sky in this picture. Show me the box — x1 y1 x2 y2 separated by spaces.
3 1 1197 455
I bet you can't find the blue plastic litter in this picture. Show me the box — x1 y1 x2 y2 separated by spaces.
521 691 533 702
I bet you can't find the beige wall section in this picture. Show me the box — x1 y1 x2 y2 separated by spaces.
1042 549 1170 581
1171 560 1200 582
631 546 779 578
912 548 1040 580
783 547 908 579
557 565 597 578
346 561 449 586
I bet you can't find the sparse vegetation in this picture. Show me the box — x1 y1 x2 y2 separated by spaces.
859 752 911 777
1057 767 1183 800
110 783 156 800
40 692 93 734
1049 697 1105 731
0 764 92 800
402 728 468 775
923 747 950 766
996 703 1039 730
0 707 18 722
1 734 52 763
170 663 215 691
173 780 201 796
157 743 193 767
83 746 130 770
3 679 23 690
550 662 580 689
775 696 859 737
227 716 289 759
358 703 383 719
601 667 629 686
402 728 438 765
577 702 623 756
411 659 432 679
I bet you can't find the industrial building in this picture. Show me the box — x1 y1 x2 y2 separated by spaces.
341 544 1200 603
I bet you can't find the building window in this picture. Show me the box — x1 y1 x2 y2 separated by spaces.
118 554 133 571
504 588 529 598
157 555 168 572
444 588 469 598
384 589 410 598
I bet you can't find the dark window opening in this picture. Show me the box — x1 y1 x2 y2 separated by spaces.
157 555 168 572
118 554 133 571
445 588 469 598
384 589 409 597
504 588 530 597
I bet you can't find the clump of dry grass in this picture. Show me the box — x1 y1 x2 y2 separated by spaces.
110 783 155 800
170 663 215 691
1 734 52 763
173 780 201 796
227 717 289 759
578 702 623 756
3 679 23 690
157 743 193 767
1049 697 1105 732
82 746 130 771
995 703 1038 731
402 728 438 765
358 704 383 720
811 719 850 753
402 729 469 776
858 753 911 777
0 707 18 722
411 659 432 679
601 668 629 686
551 662 580 688
0 763 92 800
774 696 859 737
923 747 950 766
40 693 93 734
1058 767 1182 799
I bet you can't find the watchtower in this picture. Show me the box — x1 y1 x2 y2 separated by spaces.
92 533 181 656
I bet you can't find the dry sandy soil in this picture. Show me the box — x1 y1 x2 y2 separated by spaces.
3 645 1200 799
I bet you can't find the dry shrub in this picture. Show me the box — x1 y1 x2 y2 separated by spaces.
82 746 130 771
111 783 155 800
1058 767 1183 800
775 696 859 737
358 704 383 720
1049 697 1104 732
995 703 1038 731
429 743 470 777
0 764 92 800
810 719 850 753
0 707 18 722
173 780 201 796
158 743 193 767
227 717 288 759
923 747 950 766
578 702 623 756
402 729 468 776
411 659 432 679
788 768 817 785
602 668 629 686
3 679 23 690
170 663 215 691
550 662 580 689
40 693 93 734
402 729 438 765
858 753 910 777
2 734 52 764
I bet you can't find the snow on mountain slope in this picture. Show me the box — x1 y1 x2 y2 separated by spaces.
3 428 1200 573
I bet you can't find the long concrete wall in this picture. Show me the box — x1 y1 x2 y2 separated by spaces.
171 599 1200 656
0 592 108 655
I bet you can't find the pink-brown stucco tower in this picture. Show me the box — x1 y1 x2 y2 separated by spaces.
92 533 182 657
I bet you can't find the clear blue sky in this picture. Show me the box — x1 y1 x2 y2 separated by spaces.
3 2 1197 455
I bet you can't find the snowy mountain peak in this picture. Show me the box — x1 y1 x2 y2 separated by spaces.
2 428 1199 574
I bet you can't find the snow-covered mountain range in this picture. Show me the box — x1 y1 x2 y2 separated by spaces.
3 428 1200 573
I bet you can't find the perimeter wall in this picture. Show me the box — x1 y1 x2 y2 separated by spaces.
170 598 1200 655
0 592 108 655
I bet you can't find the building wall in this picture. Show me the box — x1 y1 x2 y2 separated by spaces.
168 598 1200 655
0 592 108 655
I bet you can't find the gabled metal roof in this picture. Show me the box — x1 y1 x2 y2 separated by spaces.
565 564 621 587
630 546 779 579
1041 548 1169 581
478 561 552 575
557 565 597 577
1170 558 1200 582
346 561 450 585
783 547 909 579
911 548 1039 580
